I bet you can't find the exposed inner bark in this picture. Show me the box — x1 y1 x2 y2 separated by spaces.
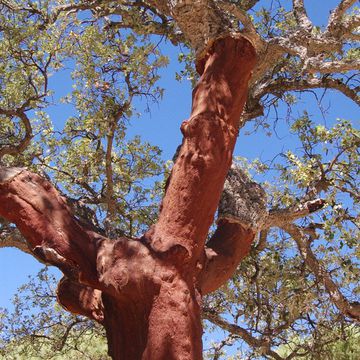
0 169 100 283
57 277 105 323
144 37 256 261
0 36 256 360
199 220 254 295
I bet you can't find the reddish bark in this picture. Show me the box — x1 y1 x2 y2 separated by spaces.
0 168 100 283
0 36 256 359
101 274 202 360
57 277 105 322
144 37 256 262
199 220 255 295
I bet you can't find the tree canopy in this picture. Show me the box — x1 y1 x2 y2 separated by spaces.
0 1 359 359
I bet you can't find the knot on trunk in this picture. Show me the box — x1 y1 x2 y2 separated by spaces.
218 165 267 231
57 277 104 323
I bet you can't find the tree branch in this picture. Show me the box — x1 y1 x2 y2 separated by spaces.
217 0 263 50
143 38 256 259
282 223 360 322
217 1 257 33
203 310 284 360
0 167 102 283
0 224 31 254
198 166 268 294
264 199 326 229
292 0 313 32
56 318 85 351
210 334 235 360
38 162 100 200
255 229 268 252
104 119 116 234
0 110 33 159
253 76 360 107
50 0 106 22
146 0 232 55
57 277 104 323
339 13 360 40
198 220 254 295
240 0 261 11
306 58 360 74
327 0 358 33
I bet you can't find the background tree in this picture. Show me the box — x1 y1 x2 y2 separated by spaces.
0 0 359 359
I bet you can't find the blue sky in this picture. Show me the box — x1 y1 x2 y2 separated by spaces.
0 0 358 325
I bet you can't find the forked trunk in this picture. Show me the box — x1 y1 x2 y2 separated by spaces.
0 36 256 360
100 36 256 359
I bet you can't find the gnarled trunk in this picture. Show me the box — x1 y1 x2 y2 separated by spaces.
0 36 256 359
102 277 202 359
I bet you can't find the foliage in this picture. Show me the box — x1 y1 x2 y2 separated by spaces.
276 326 360 360
202 116 359 358
0 0 167 237
0 268 110 360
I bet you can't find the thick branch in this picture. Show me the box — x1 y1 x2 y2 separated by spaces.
292 0 313 32
345 31 360 41
0 167 101 283
198 166 267 294
217 0 264 51
306 58 360 74
345 14 360 31
283 223 360 322
327 0 358 33
198 220 254 295
147 0 231 55
0 225 31 254
217 1 257 34
264 199 326 229
57 277 104 323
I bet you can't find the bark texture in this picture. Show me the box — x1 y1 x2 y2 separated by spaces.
0 36 256 359
144 37 256 260
199 220 254 295
218 165 267 230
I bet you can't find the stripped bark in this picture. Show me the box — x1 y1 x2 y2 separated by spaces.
0 168 101 282
143 37 256 258
1 2 358 357
199 220 254 295
0 36 257 359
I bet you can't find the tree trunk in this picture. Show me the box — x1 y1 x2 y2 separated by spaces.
101 276 202 360
0 36 256 359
